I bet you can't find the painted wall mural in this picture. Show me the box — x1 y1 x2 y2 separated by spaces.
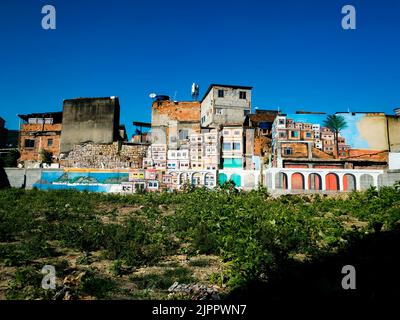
33 169 130 192
275 112 389 160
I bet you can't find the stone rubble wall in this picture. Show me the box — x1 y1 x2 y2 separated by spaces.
60 142 149 169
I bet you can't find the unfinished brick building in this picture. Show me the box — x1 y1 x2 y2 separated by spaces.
150 96 201 149
244 109 279 169
18 112 63 167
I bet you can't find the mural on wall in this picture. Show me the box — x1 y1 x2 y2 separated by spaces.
33 169 130 192
276 113 389 161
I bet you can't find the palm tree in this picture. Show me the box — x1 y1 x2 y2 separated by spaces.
323 115 348 158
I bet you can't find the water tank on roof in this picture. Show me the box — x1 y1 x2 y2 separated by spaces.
154 95 170 102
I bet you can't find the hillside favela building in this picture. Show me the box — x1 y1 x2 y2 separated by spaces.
12 84 400 194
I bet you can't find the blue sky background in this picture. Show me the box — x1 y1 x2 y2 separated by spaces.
1 0 399 137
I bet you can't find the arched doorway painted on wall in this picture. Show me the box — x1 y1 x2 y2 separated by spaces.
291 173 305 190
179 172 189 184
243 173 255 189
218 173 228 186
204 173 215 187
192 173 201 185
275 172 288 189
325 173 339 191
360 174 374 190
308 173 322 190
230 174 241 187
343 174 356 191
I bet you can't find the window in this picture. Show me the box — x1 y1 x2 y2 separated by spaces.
47 139 53 147
279 119 285 125
233 143 241 150
215 108 223 115
234 130 241 135
283 147 293 155
148 182 158 188
239 91 246 99
24 139 35 149
306 132 312 138
178 130 189 140
279 132 286 138
291 131 299 138
223 143 231 150
223 130 229 136
218 89 224 98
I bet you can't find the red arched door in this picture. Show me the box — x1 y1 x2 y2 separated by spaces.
325 173 339 191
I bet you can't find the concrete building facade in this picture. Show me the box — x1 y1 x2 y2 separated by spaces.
60 97 121 154
200 84 252 128
150 97 201 149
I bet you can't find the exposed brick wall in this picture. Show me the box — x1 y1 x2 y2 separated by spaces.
152 101 200 125
60 142 148 169
151 100 201 147
19 123 62 162
254 136 271 156
311 147 335 159
281 143 308 158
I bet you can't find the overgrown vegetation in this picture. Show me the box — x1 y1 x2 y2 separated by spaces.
0 149 20 168
40 149 53 165
0 185 399 299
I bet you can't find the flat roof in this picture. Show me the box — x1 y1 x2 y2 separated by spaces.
132 121 151 128
296 111 326 114
18 112 63 122
63 97 118 103
200 84 253 102
335 111 386 115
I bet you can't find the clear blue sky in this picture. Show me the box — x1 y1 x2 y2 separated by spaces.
1 0 400 137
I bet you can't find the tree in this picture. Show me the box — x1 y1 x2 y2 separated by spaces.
0 149 20 168
40 149 53 166
323 115 348 158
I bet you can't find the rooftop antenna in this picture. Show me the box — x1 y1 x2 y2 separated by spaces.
173 91 178 101
191 83 199 101
348 106 351 113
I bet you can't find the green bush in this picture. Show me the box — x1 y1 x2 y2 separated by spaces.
1 185 400 295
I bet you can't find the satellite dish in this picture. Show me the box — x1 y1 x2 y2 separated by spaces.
149 93 157 99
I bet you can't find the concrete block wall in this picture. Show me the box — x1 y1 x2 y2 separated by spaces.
25 169 42 189
4 168 25 188
379 170 400 187
3 168 61 190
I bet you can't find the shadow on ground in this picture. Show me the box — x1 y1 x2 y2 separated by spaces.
0 167 10 189
227 229 400 305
